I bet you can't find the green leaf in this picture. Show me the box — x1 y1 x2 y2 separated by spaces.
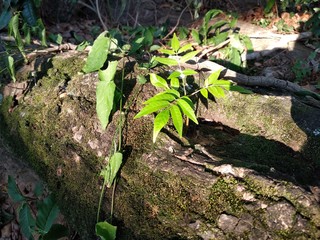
19 203 35 240
229 47 241 68
240 35 254 53
168 71 181 79
191 29 201 44
22 0 37 26
7 175 24 202
82 31 110 73
264 0 276 14
0 11 12 30
134 101 170 119
43 224 69 240
34 182 44 198
101 152 123 187
200 88 208 98
96 80 116 130
177 43 193 54
207 69 222 85
182 69 197 76
96 221 117 240
6 55 16 82
154 57 178 66
208 20 228 33
171 33 180 52
170 105 183 137
22 23 31 44
209 32 229 45
96 61 118 129
144 90 179 104
170 77 180 89
9 13 25 58
203 9 222 34
158 48 175 55
177 97 198 124
208 86 225 98
98 61 118 82
153 110 170 142
149 73 169 89
180 50 199 63
36 195 59 233
36 19 47 46
48 33 63 45
137 75 147 84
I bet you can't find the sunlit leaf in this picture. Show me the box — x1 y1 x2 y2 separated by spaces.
96 80 116 129
170 77 180 90
154 57 178 66
101 152 123 187
149 73 169 89
158 48 175 55
182 69 197 76
96 221 117 240
177 43 193 54
208 86 225 98
191 29 201 44
168 71 181 79
207 69 222 85
82 31 110 73
153 110 170 142
171 33 180 52
6 55 16 82
98 61 118 82
134 101 170 119
180 50 199 63
144 90 179 104
170 105 183 137
177 97 198 124
200 88 208 98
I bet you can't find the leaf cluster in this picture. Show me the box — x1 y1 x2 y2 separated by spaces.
7 176 68 240
135 34 251 143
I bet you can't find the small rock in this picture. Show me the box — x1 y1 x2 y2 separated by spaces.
217 213 239 232
265 202 296 230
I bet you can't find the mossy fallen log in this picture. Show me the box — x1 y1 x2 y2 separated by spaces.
0 51 320 239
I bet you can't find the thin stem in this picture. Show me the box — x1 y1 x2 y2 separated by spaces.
110 179 117 222
96 176 107 222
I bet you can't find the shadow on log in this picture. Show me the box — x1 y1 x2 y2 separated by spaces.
0 51 320 239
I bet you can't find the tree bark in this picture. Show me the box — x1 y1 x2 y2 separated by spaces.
1 51 320 239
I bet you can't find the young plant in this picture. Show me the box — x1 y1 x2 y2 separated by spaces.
82 30 123 240
191 9 253 70
7 175 68 240
135 34 251 143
